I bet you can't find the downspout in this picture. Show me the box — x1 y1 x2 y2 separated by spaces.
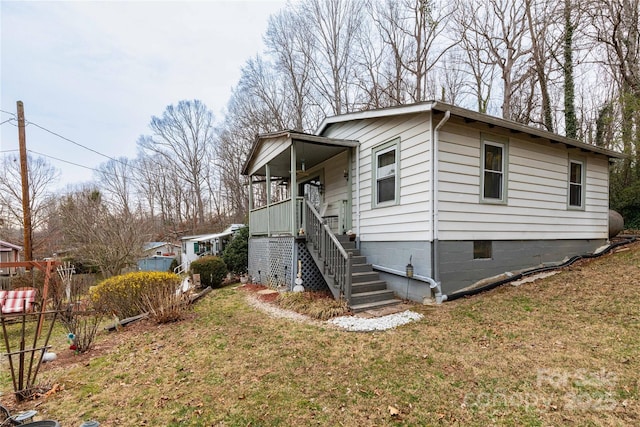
355 143 361 246
431 110 451 303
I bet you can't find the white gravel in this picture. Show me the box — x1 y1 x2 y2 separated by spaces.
244 291 423 332
328 310 423 332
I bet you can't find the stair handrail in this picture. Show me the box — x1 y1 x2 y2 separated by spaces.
304 199 352 303
174 262 186 275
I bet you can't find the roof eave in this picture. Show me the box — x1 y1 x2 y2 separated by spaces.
431 101 625 159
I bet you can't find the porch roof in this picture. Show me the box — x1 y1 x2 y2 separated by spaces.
0 240 22 252
242 130 358 177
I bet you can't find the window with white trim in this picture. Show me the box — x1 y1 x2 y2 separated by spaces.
568 159 585 209
373 140 399 206
481 139 507 203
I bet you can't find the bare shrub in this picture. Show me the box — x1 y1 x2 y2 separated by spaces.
276 292 350 320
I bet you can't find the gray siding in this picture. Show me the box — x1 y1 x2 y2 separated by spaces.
360 240 433 302
438 239 607 294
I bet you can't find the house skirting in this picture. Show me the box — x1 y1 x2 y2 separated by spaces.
361 238 607 301
248 236 329 292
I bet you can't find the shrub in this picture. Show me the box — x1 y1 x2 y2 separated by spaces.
90 271 184 322
190 256 227 288
222 226 249 275
168 258 179 273
59 277 103 354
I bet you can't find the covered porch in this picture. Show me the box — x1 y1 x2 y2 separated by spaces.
243 130 358 237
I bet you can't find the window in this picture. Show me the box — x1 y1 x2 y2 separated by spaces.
481 137 508 203
473 241 492 259
568 159 585 209
373 139 399 206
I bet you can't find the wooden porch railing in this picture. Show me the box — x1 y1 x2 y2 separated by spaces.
304 200 352 303
249 198 304 236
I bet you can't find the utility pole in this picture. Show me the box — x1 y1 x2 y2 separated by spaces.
17 100 33 262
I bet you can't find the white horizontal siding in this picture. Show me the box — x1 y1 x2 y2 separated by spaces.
437 122 610 240
316 151 350 218
322 115 611 243
323 112 433 242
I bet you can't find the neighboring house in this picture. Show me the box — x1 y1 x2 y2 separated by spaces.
138 242 181 272
0 240 22 276
179 224 246 273
242 101 623 311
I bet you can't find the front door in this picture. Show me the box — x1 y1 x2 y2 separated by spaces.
299 176 322 213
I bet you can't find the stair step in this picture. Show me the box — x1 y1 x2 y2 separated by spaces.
351 255 367 264
335 234 355 243
350 289 396 306
351 280 387 293
350 299 402 313
351 263 373 273
341 241 356 250
345 248 361 257
351 271 379 283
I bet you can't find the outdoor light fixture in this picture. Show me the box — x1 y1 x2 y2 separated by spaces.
406 255 414 278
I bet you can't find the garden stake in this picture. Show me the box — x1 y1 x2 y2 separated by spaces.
0 315 18 393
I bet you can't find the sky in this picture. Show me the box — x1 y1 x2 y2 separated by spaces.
0 0 286 189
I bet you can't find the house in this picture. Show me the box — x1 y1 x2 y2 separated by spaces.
137 242 181 272
242 101 623 310
0 240 22 276
178 224 246 273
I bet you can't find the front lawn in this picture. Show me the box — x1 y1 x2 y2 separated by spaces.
1 241 639 426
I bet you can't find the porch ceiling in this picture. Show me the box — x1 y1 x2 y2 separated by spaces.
243 130 358 177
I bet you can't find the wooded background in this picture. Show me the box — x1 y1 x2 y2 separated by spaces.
1 0 638 275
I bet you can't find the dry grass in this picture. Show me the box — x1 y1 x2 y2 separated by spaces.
276 291 350 320
1 241 639 426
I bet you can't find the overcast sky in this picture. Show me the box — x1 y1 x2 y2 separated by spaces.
0 0 286 189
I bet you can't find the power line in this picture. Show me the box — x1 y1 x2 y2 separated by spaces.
0 109 17 117
27 149 102 173
25 120 167 180
1 118 15 126
27 121 124 165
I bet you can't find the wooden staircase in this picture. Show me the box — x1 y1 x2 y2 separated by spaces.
302 199 401 313
323 235 401 313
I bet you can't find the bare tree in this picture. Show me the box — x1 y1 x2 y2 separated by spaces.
58 187 151 277
265 7 317 130
454 0 531 120
95 157 134 215
137 100 216 227
0 154 59 257
301 0 366 115
524 0 562 132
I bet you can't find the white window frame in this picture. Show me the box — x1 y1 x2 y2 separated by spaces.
480 136 508 204
568 158 586 210
372 139 400 207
